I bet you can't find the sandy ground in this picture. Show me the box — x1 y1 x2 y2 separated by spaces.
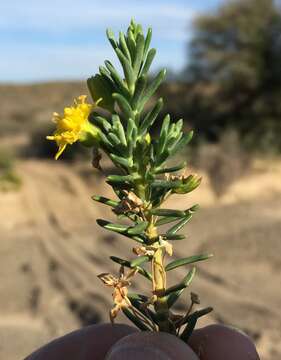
0 160 280 359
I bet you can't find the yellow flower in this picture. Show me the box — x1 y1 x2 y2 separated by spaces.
47 95 101 159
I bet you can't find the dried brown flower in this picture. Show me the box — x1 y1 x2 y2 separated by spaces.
98 266 138 322
114 191 144 215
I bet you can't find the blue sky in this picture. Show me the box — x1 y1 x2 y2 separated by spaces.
0 0 225 83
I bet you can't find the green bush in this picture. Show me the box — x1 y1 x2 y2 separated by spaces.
0 148 22 192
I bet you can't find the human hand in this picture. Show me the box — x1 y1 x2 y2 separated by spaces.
25 323 259 360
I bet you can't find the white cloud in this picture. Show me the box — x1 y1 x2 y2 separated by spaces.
0 0 195 39
0 0 195 81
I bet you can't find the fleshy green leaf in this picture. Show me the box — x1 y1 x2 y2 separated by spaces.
166 254 213 271
150 179 182 190
87 75 115 112
139 69 166 109
106 28 118 49
180 307 213 341
169 131 194 157
128 128 138 157
106 174 139 184
110 257 152 280
189 204 200 213
157 114 170 155
98 130 114 150
128 221 149 235
141 48 156 76
127 29 137 59
108 132 121 146
166 214 193 235
113 93 133 119
126 117 137 141
110 256 131 267
131 255 150 267
96 219 129 233
164 283 188 296
91 195 118 208
133 33 145 74
132 75 147 110
93 116 112 133
112 115 127 146
115 48 136 92
106 228 145 244
122 308 151 331
143 27 152 57
155 216 179 226
154 162 186 174
127 293 148 302
150 209 186 217
180 317 197 342
172 175 202 195
163 234 185 240
119 31 131 62
139 98 163 134
109 153 133 168
166 267 196 308
128 294 158 323
155 205 197 226
104 60 130 98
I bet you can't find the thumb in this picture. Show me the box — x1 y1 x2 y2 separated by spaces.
106 331 199 360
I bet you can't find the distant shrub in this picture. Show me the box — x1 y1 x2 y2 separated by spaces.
195 130 250 197
0 148 22 192
243 118 281 155
181 0 281 153
0 148 14 171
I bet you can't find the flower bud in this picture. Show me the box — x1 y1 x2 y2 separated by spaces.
172 174 202 194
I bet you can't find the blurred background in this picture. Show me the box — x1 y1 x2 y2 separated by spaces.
0 0 280 359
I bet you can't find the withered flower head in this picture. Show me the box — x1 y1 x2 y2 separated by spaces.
98 266 138 322
114 191 144 215
133 238 173 258
165 170 202 195
191 292 200 305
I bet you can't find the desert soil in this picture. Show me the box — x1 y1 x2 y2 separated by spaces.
0 159 280 360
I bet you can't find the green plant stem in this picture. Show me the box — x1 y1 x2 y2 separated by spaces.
135 179 147 201
152 247 171 332
135 174 171 332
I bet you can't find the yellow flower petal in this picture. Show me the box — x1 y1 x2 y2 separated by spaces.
47 95 99 159
55 144 67 160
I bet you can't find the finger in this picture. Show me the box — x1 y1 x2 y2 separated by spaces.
106 331 199 360
26 323 137 360
188 324 260 359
